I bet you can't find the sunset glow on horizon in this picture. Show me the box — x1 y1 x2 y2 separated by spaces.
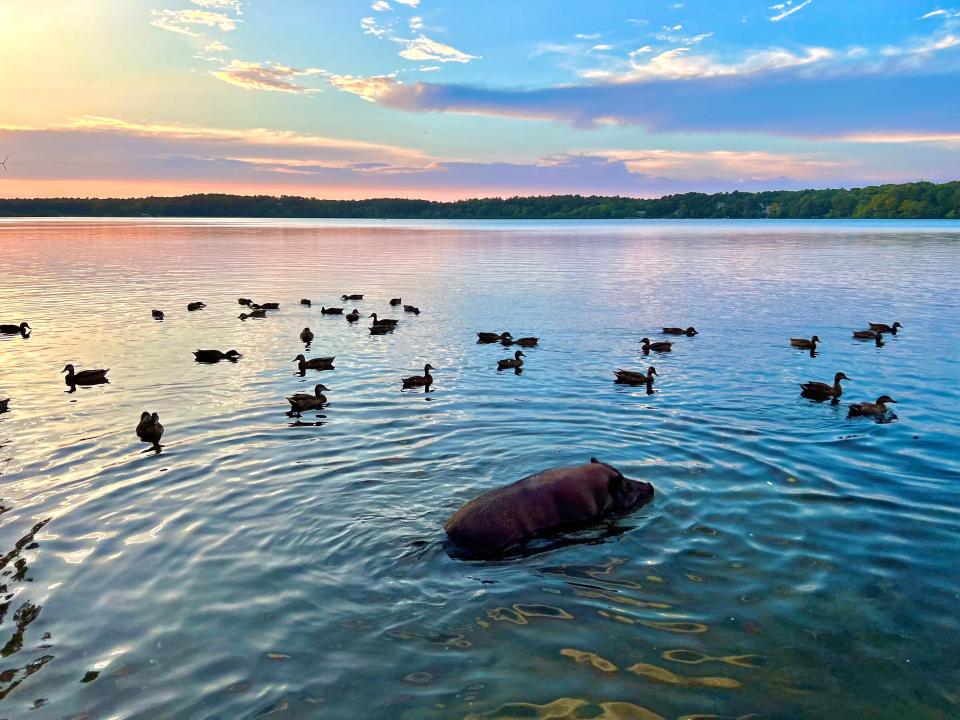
1 1 958 200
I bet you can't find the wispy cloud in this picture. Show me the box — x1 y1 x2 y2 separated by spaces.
394 34 480 63
770 0 814 23
409 15 424 31
395 0 420 6
150 8 239 36
920 9 960 20
3 118 896 200
190 0 242 12
325 73 399 101
210 60 324 93
371 1 392 11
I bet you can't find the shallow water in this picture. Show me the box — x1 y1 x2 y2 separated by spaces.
0 218 959 720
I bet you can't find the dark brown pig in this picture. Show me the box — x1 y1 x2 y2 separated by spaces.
444 458 654 555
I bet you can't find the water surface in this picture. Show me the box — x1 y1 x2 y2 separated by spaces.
1 218 959 719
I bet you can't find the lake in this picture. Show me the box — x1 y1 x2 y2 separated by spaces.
1 218 959 719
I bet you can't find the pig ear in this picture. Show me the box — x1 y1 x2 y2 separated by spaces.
608 473 624 496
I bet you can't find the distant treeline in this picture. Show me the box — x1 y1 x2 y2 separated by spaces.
2 181 959 219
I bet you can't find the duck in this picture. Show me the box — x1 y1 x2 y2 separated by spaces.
614 366 657 385
300 327 315 343
790 335 821 350
848 395 897 417
390 298 402 306
663 326 698 336
152 309 164 320
300 299 312 307
0 398 9 413
136 411 164 444
640 338 672 353
402 363 435 388
193 349 241 362
0 322 31 335
403 305 421 315
342 293 364 300
869 322 902 335
497 350 525 370
370 323 394 335
187 302 206 311
239 309 267 320
287 384 329 412
321 306 344 315
293 354 335 371
346 309 360 322
369 313 399 328
255 302 280 310
853 330 884 347
477 331 511 343
238 298 253 306
800 372 849 401
511 336 540 348
62 364 109 385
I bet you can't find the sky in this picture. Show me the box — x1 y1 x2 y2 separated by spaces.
0 0 958 200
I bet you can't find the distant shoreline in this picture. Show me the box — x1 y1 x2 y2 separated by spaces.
1 180 957 219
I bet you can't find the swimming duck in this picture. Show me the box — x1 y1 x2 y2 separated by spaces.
342 294 364 300
187 302 206 311
0 322 31 335
152 309 164 320
193 349 241 362
369 313 399 328
293 354 335 371
403 305 421 315
0 398 9 413
300 327 315 343
511 336 539 348
402 363 435 388
370 323 394 335
390 298 402 306
800 372 849 401
255 302 280 310
239 309 267 320
497 350 525 370
62 364 109 385
238 298 252 306
614 366 657 385
848 395 897 417
287 384 329 412
790 335 821 350
300 299 312 307
346 309 360 322
640 338 672 353
477 331 511 343
321 307 344 315
869 322 902 335
136 411 164 444
853 330 884 346
663 326 698 336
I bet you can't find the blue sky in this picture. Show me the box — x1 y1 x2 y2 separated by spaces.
0 0 957 198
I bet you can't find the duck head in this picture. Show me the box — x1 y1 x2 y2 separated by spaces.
62 364 75 374
685 327 698 336
20 322 31 332
648 366 658 377
876 395 896 405
424 363 435 372
514 351 525 359
811 335 821 344
315 384 330 396
225 350 241 359
293 354 306 362
834 372 850 383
